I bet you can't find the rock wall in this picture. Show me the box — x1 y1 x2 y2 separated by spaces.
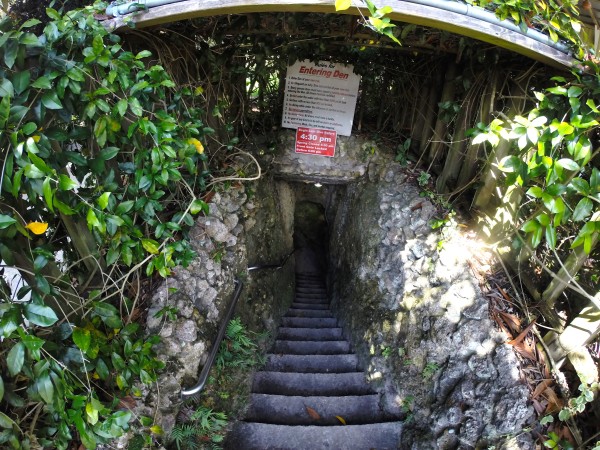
254 130 379 184
328 161 535 448
127 176 295 442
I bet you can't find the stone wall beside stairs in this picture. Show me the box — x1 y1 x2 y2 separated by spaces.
328 161 535 449
118 176 295 445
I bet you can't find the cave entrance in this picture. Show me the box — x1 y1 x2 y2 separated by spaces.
294 200 329 275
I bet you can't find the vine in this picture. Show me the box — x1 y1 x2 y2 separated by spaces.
0 4 216 448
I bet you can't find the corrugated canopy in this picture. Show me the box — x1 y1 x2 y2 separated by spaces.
103 0 600 69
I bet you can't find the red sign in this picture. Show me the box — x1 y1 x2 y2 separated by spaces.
295 127 337 157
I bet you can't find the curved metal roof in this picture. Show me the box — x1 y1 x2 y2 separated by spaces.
103 0 594 69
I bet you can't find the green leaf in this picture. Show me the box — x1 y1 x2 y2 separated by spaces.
87 208 100 229
138 175 152 191
3 38 18 69
31 76 52 89
590 168 600 191
36 372 54 404
122 246 133 266
22 121 37 135
545 224 557 249
0 78 14 97
526 186 543 198
99 147 119 160
586 98 599 113
86 401 99 425
93 302 123 328
106 246 119 265
0 96 9 128
129 98 142 116
12 71 30 96
43 177 54 212
72 327 91 353
58 174 78 191
572 197 593 222
0 412 15 429
116 98 127 116
97 192 111 210
531 224 543 248
521 220 540 233
135 50 152 59
111 352 126 370
7 342 24 376
0 375 4 403
25 303 58 327
24 303 59 327
556 122 574 135
570 178 590 195
96 358 109 380
556 158 579 171
498 155 523 173
546 184 566 196
567 86 582 98
190 199 209 215
41 91 63 110
20 18 42 29
0 214 16 229
547 86 567 96
141 238 159 254
537 214 550 227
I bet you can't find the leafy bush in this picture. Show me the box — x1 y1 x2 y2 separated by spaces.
0 4 213 448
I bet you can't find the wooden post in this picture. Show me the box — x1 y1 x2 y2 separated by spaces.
456 69 499 189
473 79 527 212
419 70 442 155
427 59 457 165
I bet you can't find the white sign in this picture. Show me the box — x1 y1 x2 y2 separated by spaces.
282 60 360 136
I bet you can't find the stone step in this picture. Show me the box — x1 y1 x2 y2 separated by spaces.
264 354 360 373
252 372 373 396
294 296 329 304
226 422 402 449
273 339 350 355
244 393 385 425
281 317 337 328
296 284 326 290
285 308 333 318
295 292 329 299
291 302 330 310
277 327 343 341
296 287 328 293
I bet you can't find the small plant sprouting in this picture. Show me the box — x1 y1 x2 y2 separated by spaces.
401 395 415 423
422 362 440 380
543 431 574 450
557 381 599 421
382 346 393 358
417 170 431 187
153 305 179 321
395 139 411 166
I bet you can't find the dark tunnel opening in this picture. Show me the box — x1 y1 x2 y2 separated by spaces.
293 200 329 276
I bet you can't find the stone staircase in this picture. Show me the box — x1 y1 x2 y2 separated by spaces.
226 272 402 449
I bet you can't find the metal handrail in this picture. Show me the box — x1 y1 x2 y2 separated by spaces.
181 279 243 398
248 249 295 272
180 249 295 399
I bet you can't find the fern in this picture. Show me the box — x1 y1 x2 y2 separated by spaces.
169 408 228 450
